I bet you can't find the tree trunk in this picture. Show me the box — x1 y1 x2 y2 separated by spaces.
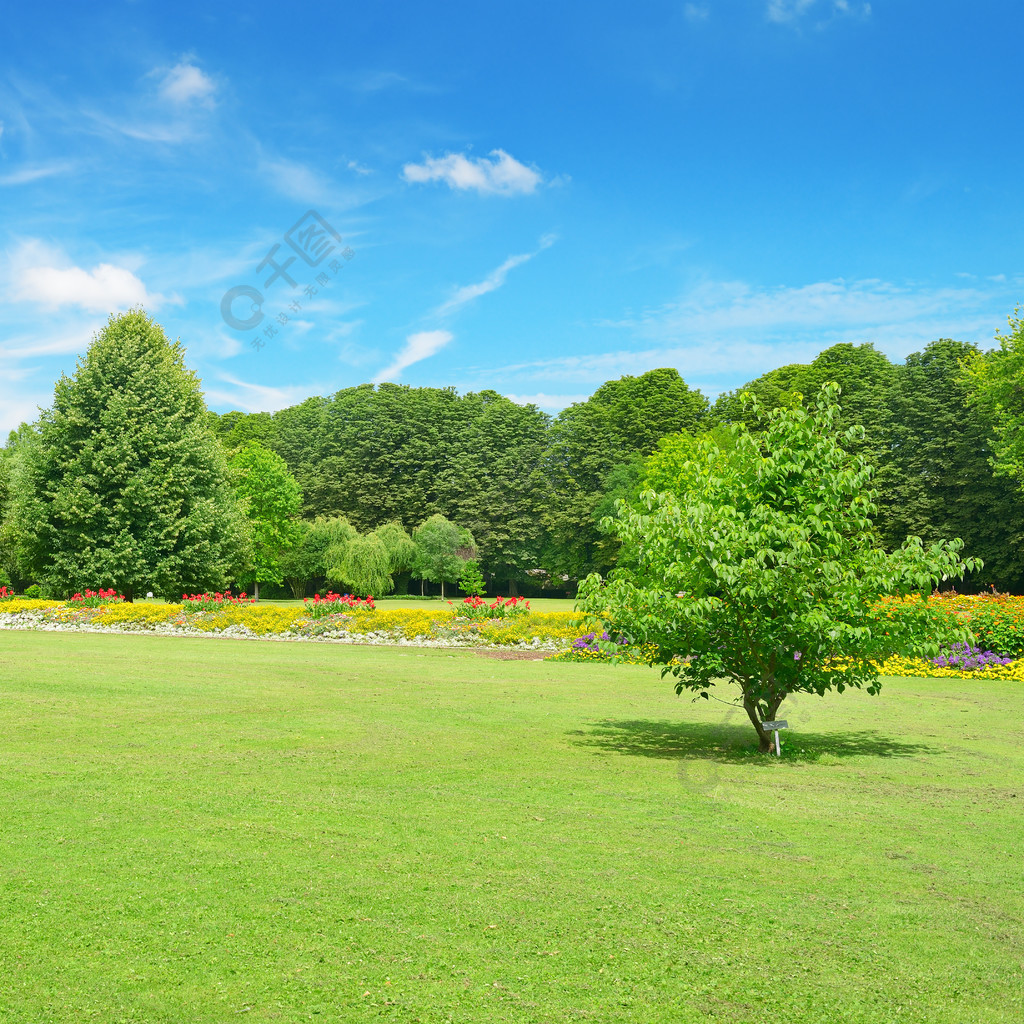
743 690 785 753
508 578 519 597
420 578 425 596
254 580 260 602
441 579 445 599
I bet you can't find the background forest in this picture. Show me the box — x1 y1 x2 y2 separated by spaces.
3 320 1024 598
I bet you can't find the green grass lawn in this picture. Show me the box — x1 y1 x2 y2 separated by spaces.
1 631 1021 1023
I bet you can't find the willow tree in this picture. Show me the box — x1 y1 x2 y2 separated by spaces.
13 310 249 599
580 385 978 751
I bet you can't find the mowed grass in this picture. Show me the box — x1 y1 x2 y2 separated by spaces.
0 632 1021 1024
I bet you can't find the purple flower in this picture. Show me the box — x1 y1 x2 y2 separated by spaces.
932 641 1011 670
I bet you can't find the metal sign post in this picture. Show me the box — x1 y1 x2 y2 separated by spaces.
762 719 788 756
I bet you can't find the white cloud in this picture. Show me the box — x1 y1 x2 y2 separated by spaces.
0 161 75 186
684 3 710 21
347 159 373 176
158 62 217 107
372 330 453 383
435 235 555 318
505 392 591 412
6 240 171 313
402 149 543 196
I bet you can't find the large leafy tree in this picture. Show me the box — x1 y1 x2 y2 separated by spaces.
964 308 1024 485
712 343 897 469
411 514 476 598
229 442 303 600
264 385 550 589
580 386 978 751
11 310 250 599
543 368 709 580
881 340 1024 590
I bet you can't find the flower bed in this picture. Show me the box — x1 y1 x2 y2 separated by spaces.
447 595 530 620
303 592 375 619
181 592 255 612
0 597 585 650
3 590 1024 673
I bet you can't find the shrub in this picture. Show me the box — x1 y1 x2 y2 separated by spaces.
943 594 1024 658
24 584 42 599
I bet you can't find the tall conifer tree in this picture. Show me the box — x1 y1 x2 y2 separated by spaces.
15 310 249 599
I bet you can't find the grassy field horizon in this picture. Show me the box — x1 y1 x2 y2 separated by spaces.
1 631 1021 1022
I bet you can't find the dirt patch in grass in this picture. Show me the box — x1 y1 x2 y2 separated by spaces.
475 648 549 660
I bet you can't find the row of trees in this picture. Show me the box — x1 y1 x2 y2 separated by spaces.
207 321 1024 592
0 312 483 600
2 306 1023 597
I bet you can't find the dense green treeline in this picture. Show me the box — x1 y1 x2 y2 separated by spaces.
205 337 1024 593
3 308 1024 596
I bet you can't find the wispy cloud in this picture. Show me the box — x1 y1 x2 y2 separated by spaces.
0 160 76 186
434 235 556 318
0 322 99 359
402 149 543 196
767 0 870 24
605 277 993 339
259 156 335 203
78 59 219 144
372 329 453 383
505 392 590 412
0 387 51 435
204 373 320 413
489 275 1016 389
767 0 816 21
684 3 710 22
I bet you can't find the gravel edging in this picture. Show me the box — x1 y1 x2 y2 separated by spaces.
0 613 563 654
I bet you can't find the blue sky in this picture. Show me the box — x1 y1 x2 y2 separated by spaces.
2 0 1022 434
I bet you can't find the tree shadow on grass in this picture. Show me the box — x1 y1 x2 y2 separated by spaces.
567 719 939 766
